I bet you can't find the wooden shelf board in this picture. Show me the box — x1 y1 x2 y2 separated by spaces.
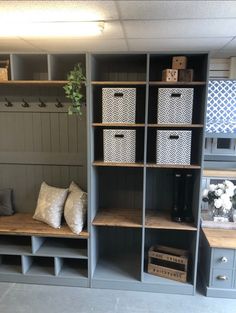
92 123 145 127
92 208 142 228
202 228 236 249
146 163 201 169
93 161 144 168
0 213 89 239
149 81 206 86
148 124 204 128
145 211 197 231
203 169 236 178
0 80 68 85
92 81 146 85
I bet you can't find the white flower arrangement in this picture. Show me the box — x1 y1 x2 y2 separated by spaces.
202 180 236 221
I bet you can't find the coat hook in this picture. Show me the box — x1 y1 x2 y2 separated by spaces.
22 99 29 108
38 98 46 108
55 98 63 108
5 97 13 107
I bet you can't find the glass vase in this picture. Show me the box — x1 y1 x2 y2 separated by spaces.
209 203 231 222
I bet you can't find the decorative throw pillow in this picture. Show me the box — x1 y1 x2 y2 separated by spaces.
64 181 87 234
0 188 14 216
33 182 68 229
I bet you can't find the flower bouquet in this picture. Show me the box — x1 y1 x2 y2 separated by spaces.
202 180 236 222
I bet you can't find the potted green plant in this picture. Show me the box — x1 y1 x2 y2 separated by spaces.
63 63 86 115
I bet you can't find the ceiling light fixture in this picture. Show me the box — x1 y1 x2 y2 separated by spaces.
0 21 105 38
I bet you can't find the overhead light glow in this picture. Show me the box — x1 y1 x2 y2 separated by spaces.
0 21 105 38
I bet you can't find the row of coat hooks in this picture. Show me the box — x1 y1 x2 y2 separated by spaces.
4 98 64 108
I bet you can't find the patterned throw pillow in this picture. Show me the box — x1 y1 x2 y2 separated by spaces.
64 182 87 234
33 182 68 229
0 188 14 216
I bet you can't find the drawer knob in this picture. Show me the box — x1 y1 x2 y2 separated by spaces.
217 275 228 281
220 257 228 263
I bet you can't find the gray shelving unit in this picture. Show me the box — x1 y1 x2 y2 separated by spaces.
88 53 209 294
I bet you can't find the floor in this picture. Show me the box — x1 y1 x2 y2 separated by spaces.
0 283 236 313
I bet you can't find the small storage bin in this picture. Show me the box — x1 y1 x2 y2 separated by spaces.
156 130 192 165
157 88 193 124
104 129 136 163
102 88 136 123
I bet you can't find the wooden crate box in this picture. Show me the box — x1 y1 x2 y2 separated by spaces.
148 245 189 283
162 69 178 82
0 60 9 81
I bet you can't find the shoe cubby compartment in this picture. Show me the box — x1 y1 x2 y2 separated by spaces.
11 54 48 80
0 235 32 255
149 54 208 82
91 54 147 82
143 229 196 285
146 127 203 167
55 257 88 278
92 167 143 228
92 85 146 124
145 168 200 230
48 54 86 80
32 237 88 259
92 227 142 283
0 255 22 274
22 256 54 276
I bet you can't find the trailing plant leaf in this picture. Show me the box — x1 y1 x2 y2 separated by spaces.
63 63 86 115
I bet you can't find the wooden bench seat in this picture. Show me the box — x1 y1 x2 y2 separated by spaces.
0 213 89 239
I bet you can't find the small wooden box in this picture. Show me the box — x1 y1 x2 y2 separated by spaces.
178 69 194 82
172 56 187 70
0 60 9 81
162 69 178 82
148 245 189 283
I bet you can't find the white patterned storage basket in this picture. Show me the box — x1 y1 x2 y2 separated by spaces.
102 88 136 123
156 130 192 165
103 129 136 163
157 88 194 124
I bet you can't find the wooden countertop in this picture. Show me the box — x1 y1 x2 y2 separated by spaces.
202 227 236 249
203 169 236 178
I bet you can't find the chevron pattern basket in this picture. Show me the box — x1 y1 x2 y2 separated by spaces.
156 130 192 165
157 88 193 124
103 129 136 163
102 88 136 123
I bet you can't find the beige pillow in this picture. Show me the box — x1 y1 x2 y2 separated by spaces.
64 181 87 234
33 182 68 229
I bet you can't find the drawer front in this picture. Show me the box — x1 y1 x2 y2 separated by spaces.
213 249 235 269
211 269 233 288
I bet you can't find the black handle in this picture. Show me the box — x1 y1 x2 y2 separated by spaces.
169 135 179 140
38 98 46 108
115 134 124 138
114 92 124 97
22 99 29 108
5 97 13 107
55 98 63 108
171 93 182 98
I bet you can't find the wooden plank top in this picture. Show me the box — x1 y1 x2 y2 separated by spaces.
202 228 236 249
145 211 197 231
92 208 142 228
93 161 144 168
203 169 236 178
0 213 89 239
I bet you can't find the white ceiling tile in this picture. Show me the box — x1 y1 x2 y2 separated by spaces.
124 19 236 38
127 38 232 52
26 39 128 53
0 1 118 22
118 1 236 20
0 38 42 52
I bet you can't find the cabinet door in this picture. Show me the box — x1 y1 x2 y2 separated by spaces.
211 269 233 288
212 249 235 269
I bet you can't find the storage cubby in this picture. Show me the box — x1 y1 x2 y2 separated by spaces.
0 54 11 80
49 54 86 80
11 54 48 80
22 256 54 276
55 258 88 278
92 167 143 227
0 235 32 255
0 255 22 274
149 54 208 82
92 85 146 124
91 54 147 82
93 227 142 282
32 237 88 259
144 229 196 285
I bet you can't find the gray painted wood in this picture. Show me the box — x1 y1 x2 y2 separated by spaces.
54 257 63 276
31 237 46 254
21 255 33 274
